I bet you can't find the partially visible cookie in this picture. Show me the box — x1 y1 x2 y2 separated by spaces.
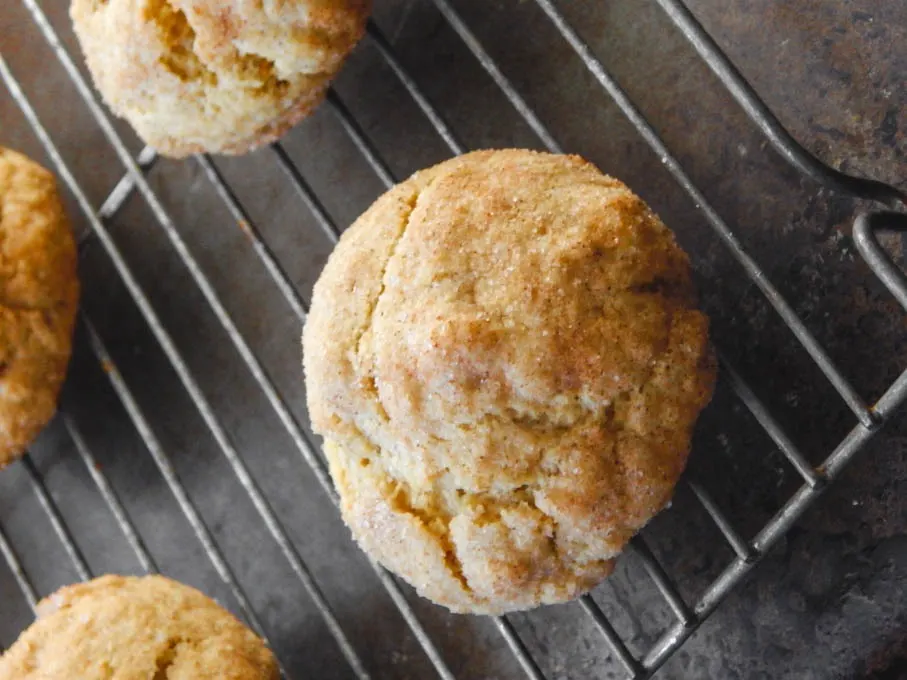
0 575 280 679
0 147 79 469
70 0 372 156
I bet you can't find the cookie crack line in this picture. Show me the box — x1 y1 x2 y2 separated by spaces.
152 636 183 680
149 0 218 86
151 0 320 90
389 478 474 596
335 418 475 595
522 488 573 567
346 417 588 600
353 187 422 364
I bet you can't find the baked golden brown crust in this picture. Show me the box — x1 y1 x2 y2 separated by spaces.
303 149 716 614
0 148 79 469
0 575 280 679
70 0 372 157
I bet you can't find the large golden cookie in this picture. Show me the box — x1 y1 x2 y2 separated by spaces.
0 147 79 469
71 0 372 157
303 149 716 614
0 575 280 679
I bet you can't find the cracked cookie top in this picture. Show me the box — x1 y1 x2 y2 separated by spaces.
0 148 79 469
70 0 371 156
0 575 279 679
303 149 716 614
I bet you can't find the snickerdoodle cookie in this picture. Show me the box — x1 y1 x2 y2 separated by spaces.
0 575 279 679
303 149 716 614
71 0 372 157
0 147 79 469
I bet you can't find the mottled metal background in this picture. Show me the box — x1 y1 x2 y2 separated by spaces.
0 1 905 678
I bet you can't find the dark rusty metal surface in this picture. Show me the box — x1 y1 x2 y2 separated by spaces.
1 1 905 678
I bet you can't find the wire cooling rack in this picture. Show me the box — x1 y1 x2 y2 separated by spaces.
1 1 906 678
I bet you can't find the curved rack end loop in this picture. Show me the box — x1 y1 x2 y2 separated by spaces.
854 211 907 312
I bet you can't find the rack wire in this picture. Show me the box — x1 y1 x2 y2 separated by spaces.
1 0 906 678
